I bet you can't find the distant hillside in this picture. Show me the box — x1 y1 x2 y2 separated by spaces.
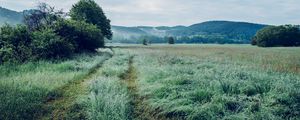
0 7 23 26
189 21 266 34
188 21 267 39
112 21 267 44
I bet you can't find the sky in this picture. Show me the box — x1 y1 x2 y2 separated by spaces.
0 0 300 26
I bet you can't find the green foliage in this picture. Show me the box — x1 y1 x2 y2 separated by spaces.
0 2 107 64
0 19 105 63
251 37 257 45
70 0 112 39
0 24 32 63
168 36 175 44
23 3 66 31
0 23 83 63
176 35 245 44
0 24 75 63
143 38 148 45
0 53 110 119
253 25 300 47
31 28 74 59
54 20 104 51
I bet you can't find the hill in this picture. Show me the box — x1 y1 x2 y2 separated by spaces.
0 7 23 26
112 21 267 44
189 21 266 34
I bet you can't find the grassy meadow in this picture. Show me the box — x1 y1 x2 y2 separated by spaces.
114 44 300 120
1 44 300 120
0 52 112 119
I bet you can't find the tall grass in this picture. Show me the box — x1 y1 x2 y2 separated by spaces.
2 44 299 120
85 50 132 120
121 45 300 119
0 52 110 119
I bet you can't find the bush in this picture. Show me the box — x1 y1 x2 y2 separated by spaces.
54 20 104 52
31 28 74 59
0 2 108 64
0 25 32 63
0 24 76 63
252 25 300 47
0 19 105 64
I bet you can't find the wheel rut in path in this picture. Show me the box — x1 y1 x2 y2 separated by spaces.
122 56 167 120
39 53 112 120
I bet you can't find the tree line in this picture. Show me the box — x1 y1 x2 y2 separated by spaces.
113 35 247 44
0 0 112 64
142 36 175 45
252 25 300 47
140 25 300 47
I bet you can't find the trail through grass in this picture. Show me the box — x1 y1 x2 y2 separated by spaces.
84 50 168 120
0 52 112 120
39 53 113 120
121 56 161 120
85 50 132 120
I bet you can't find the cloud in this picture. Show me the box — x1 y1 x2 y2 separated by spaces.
1 0 300 26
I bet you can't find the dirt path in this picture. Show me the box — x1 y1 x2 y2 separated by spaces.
122 56 166 120
39 53 112 120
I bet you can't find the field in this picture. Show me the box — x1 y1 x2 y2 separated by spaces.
1 44 300 120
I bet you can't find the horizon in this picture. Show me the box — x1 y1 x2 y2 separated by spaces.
1 0 300 26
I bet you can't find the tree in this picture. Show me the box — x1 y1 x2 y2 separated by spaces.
31 28 74 59
168 36 175 44
143 38 148 45
251 36 257 45
0 24 32 63
252 25 300 47
70 0 112 39
53 20 104 51
23 3 66 31
0 2 110 64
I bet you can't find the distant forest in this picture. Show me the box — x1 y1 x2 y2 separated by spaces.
111 21 267 44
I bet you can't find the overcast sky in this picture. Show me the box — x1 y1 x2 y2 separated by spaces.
0 0 299 26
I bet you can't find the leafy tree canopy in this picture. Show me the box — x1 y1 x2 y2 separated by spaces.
252 25 300 47
53 19 104 51
23 3 66 31
70 0 112 39
0 2 107 64
168 37 175 44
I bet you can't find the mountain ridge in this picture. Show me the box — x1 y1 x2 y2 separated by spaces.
0 6 23 25
111 21 267 43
